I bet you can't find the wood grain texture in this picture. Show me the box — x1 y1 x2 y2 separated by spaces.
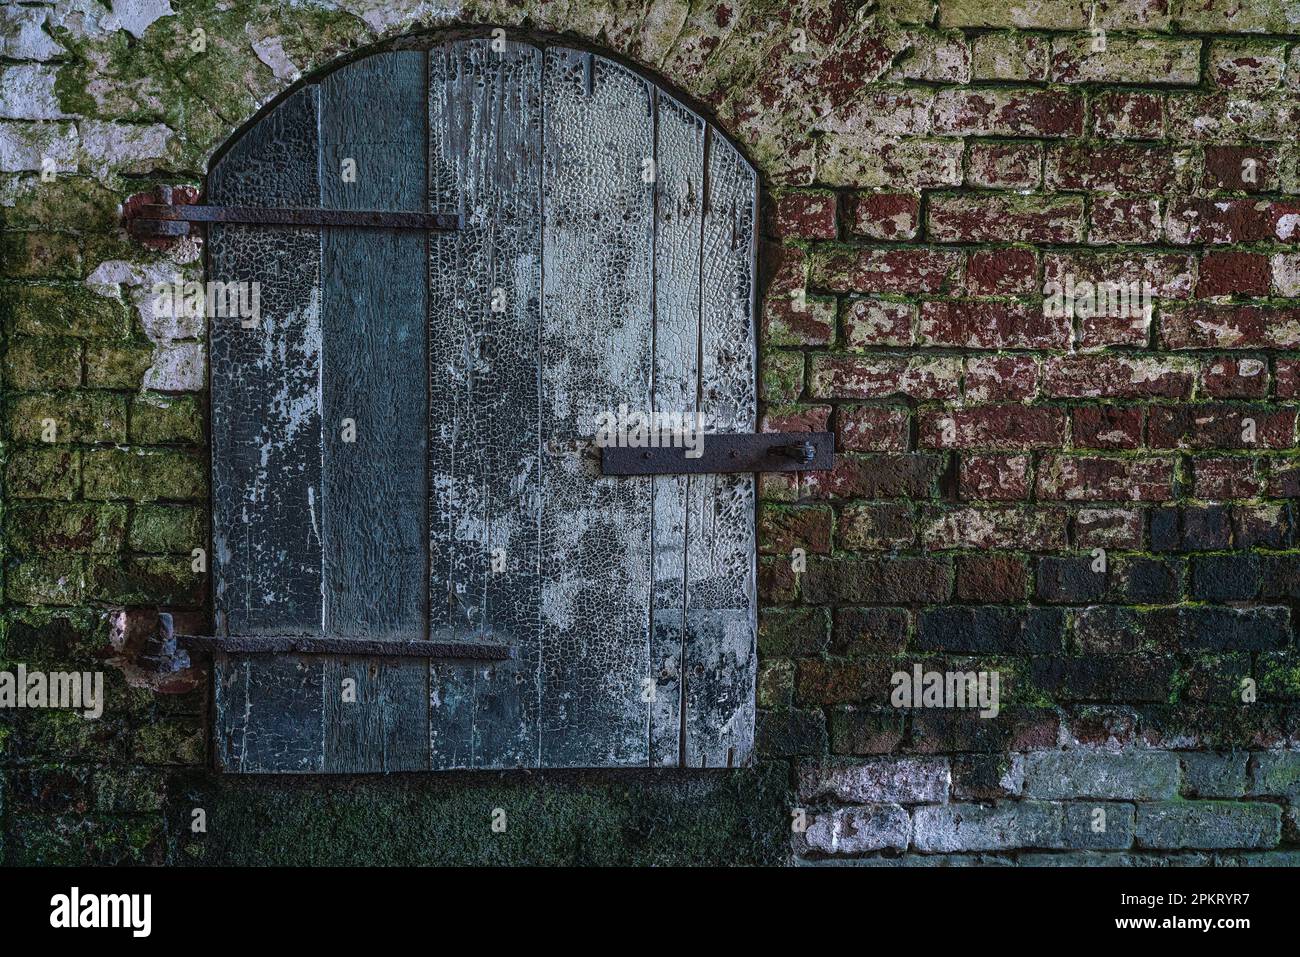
208 85 324 637
324 657 428 771
538 48 656 767
648 91 705 767
427 39 544 768
206 37 759 772
683 130 758 767
214 653 324 772
320 50 429 639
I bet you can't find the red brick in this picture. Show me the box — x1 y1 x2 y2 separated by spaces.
928 194 1084 243
921 505 1068 550
758 558 798 602
1148 405 1296 450
1203 145 1278 192
1277 359 1300 398
844 192 920 240
1043 356 1195 399
809 354 962 400
1267 462 1300 498
839 502 915 550
919 300 1069 349
932 88 1084 137
1201 356 1270 398
1166 92 1300 142
1040 253 1185 346
802 453 943 500
964 355 1040 402
837 406 909 452
1043 251 1195 299
1077 311 1151 350
1092 90 1165 139
762 404 831 433
759 504 832 555
1071 406 1143 449
1049 35 1201 85
1166 198 1300 245
966 248 1037 295
1193 456 1262 499
1090 197 1162 244
966 141 1042 188
920 406 1066 450
842 298 913 347
1162 304 1300 349
1197 251 1272 298
955 554 1029 602
767 189 837 239
1046 143 1186 192
1036 455 1176 501
959 454 1032 501
1075 508 1144 548
810 246 960 294
1210 40 1287 92
762 244 835 345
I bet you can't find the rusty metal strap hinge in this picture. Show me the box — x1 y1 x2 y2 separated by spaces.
600 431 834 476
127 198 461 240
178 634 512 661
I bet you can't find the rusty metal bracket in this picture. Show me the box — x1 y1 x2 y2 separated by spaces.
178 634 512 660
139 612 193 674
125 186 461 241
600 431 834 476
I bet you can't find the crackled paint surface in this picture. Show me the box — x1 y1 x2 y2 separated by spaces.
205 38 758 772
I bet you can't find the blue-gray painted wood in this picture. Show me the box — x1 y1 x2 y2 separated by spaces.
648 91 705 766
539 48 656 768
684 131 758 767
427 39 544 768
206 36 758 772
320 50 429 640
315 51 431 771
324 656 428 771
215 653 324 772
208 85 324 637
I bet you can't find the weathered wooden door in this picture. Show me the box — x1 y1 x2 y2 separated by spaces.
205 36 757 772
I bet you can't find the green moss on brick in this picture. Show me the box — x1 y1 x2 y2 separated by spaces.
6 502 127 554
6 391 128 444
761 350 805 403
82 448 205 501
128 393 203 445
1 284 131 339
3 448 80 500
84 341 155 390
6 555 87 606
88 555 202 605
3 337 82 389
0 231 82 279
129 504 207 553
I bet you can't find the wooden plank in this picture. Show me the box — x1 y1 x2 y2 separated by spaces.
539 48 656 767
214 653 324 773
683 130 758 767
314 52 429 772
648 91 705 767
324 657 428 771
207 85 324 637
427 39 545 768
320 50 428 638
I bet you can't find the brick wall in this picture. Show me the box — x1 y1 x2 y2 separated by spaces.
2 0 1300 864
